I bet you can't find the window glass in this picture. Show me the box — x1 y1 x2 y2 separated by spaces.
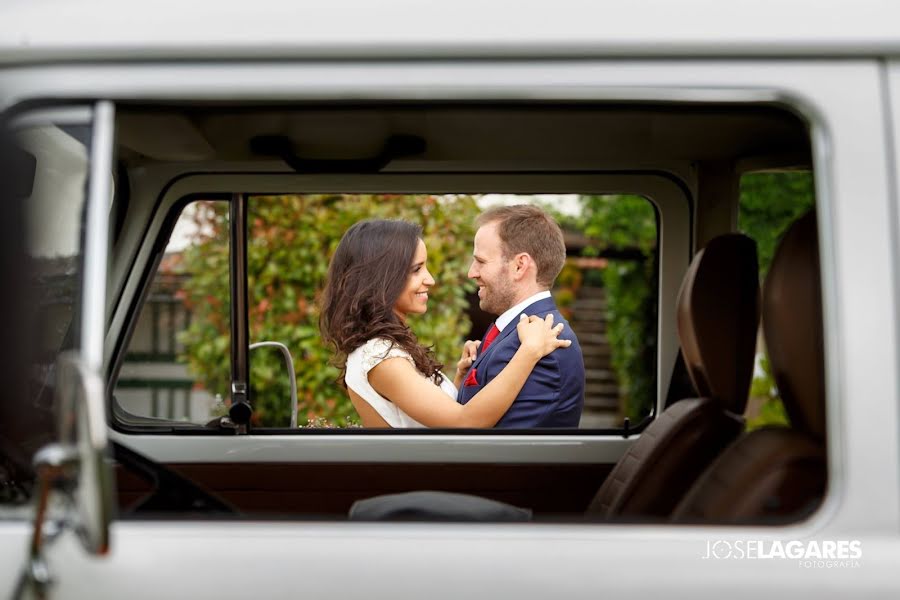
572 195 658 427
114 201 229 424
235 194 656 429
1 110 93 511
111 194 659 431
26 122 92 388
102 104 826 526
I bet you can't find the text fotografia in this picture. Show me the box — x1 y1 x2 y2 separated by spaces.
702 540 862 568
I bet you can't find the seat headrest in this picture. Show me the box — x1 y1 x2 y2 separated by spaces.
763 211 826 441
677 234 760 414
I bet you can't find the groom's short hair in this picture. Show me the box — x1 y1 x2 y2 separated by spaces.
476 204 566 288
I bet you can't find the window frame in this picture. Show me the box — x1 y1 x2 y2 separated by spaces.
3 58 892 551
107 171 690 466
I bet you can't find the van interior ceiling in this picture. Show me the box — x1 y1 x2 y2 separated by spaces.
114 104 812 173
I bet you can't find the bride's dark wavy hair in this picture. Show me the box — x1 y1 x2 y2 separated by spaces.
319 219 444 387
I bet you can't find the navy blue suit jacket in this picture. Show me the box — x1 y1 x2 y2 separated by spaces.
456 297 585 428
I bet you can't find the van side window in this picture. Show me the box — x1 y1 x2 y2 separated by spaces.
1 109 94 510
111 193 659 431
113 201 229 425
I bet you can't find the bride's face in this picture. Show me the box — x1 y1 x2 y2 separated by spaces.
393 239 435 320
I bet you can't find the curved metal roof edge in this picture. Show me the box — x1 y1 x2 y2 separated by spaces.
3 0 900 63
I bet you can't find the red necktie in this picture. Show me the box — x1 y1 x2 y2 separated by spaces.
481 323 501 353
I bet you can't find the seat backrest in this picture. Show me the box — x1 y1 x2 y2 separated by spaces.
587 233 760 519
672 211 827 523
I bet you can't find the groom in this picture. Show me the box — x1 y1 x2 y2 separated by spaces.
458 205 585 427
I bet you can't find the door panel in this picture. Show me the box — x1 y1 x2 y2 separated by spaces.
116 461 614 516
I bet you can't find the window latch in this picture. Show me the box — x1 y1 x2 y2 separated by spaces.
228 382 251 434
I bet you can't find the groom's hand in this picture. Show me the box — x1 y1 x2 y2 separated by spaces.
454 339 481 389
456 340 481 375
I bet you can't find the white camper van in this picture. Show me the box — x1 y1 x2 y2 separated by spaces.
1 0 899 597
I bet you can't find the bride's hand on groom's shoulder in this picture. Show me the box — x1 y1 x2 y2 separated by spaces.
517 313 571 360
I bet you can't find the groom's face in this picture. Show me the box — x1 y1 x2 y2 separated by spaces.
468 221 517 316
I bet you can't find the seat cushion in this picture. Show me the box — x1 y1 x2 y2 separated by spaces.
587 397 744 519
672 427 826 524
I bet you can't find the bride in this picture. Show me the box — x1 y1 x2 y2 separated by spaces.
319 219 570 428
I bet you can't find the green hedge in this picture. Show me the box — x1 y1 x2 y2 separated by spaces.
580 195 658 421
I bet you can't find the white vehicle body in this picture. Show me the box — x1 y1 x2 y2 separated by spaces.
1 0 900 597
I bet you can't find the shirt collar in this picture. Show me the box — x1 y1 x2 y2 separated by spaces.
495 290 552 332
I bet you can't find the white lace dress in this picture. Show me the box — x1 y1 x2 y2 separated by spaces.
345 337 458 428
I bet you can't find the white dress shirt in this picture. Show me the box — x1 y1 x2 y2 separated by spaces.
494 290 553 332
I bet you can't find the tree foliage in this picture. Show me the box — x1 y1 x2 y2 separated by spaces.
747 354 790 429
177 195 480 427
547 196 659 421
738 171 815 277
580 195 658 421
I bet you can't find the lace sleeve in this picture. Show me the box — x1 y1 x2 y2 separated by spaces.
359 338 415 375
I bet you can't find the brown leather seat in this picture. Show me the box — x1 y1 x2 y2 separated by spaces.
587 233 760 519
672 211 827 523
